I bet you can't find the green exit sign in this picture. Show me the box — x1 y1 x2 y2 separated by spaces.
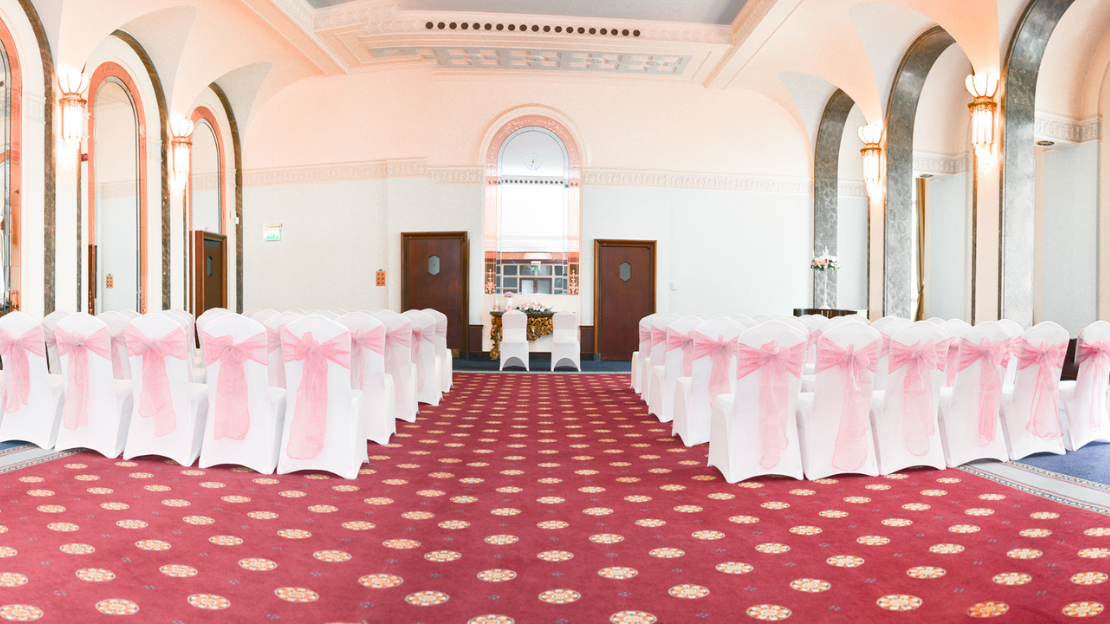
263 224 282 241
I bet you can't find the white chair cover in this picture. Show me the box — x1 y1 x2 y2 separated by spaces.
122 314 209 466
800 314 831 374
1060 320 1110 451
0 312 65 448
198 314 287 474
752 315 771 323
872 318 912 393
98 311 134 380
649 315 701 422
195 309 230 365
312 310 340 320
632 313 658 393
331 308 349 316
286 308 306 315
643 313 680 404
276 315 366 479
796 321 882 479
253 309 278 324
338 312 394 445
731 315 757 329
243 308 262 318
53 313 135 458
158 310 206 383
998 318 1024 386
870 316 907 332
672 317 743 447
119 310 141 320
937 321 1011 466
43 310 69 375
708 320 806 482
551 311 581 371
926 317 945 325
422 308 453 392
869 322 949 474
263 311 302 389
499 310 530 371
939 318 972 387
403 309 440 406
375 310 417 422
999 321 1067 460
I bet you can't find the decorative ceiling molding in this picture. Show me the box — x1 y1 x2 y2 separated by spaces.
1034 113 1101 144
912 151 970 176
730 0 776 45
367 47 691 74
243 158 813 194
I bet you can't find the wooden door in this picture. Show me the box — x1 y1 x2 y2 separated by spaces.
402 232 468 354
595 240 655 360
194 231 227 314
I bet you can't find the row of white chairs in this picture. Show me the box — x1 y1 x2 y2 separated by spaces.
0 306 455 479
631 312 1110 482
499 309 581 371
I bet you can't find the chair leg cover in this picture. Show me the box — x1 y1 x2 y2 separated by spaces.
0 374 66 449
499 339 530 371
709 395 805 483
199 387 287 475
630 352 641 390
647 366 666 420
55 381 135 459
998 387 1066 461
639 357 652 402
551 340 581 371
671 378 707 447
869 395 947 475
124 383 210 467
364 372 395 446
936 390 1010 467
441 354 453 393
797 393 879 480
277 391 367 480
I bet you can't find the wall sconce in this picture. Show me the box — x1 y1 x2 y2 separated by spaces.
965 72 998 164
58 72 89 152
857 124 883 199
169 118 195 188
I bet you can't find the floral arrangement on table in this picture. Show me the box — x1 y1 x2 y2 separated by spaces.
519 301 553 314
811 251 841 271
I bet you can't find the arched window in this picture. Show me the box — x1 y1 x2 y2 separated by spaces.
483 115 581 297
0 17 21 313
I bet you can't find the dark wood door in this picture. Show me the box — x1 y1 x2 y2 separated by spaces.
595 240 655 360
402 232 468 354
194 231 227 314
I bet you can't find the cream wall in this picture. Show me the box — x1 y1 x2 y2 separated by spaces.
1041 142 1099 336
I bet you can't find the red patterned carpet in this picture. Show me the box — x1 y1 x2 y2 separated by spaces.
0 372 1108 623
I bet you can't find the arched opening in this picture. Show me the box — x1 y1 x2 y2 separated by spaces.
188 106 226 313
0 16 22 314
87 62 148 314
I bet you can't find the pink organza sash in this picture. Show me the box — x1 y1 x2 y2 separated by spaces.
880 334 893 359
411 326 430 391
692 333 738 413
888 338 948 455
666 329 696 377
638 325 652 352
282 330 350 460
1015 338 1066 439
435 321 447 340
945 340 961 387
1077 339 1110 426
56 327 112 430
109 331 130 379
126 326 188 436
816 336 880 471
266 326 282 353
650 327 666 350
735 340 805 469
0 326 46 413
202 331 268 441
350 326 386 389
956 337 1008 445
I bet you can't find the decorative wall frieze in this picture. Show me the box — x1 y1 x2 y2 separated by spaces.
95 181 140 199
1034 112 1101 144
837 180 867 198
912 151 970 176
243 158 814 194
314 0 399 31
270 0 316 31
23 92 46 123
366 47 691 75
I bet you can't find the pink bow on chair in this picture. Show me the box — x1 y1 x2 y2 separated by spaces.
736 340 805 469
638 325 652 351
126 325 188 436
411 326 431 391
666 329 697 377
435 321 447 340
350 327 386 389
282 330 350 460
203 331 268 441
1077 339 1110 426
816 336 880 472
109 331 130 378
879 334 894 359
1014 339 1066 439
56 327 112 430
0 326 46 413
944 340 962 387
957 337 1008 446
888 338 948 456
650 326 667 351
693 333 738 414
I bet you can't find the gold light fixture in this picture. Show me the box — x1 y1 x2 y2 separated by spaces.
857 124 883 199
965 72 998 164
58 72 89 152
169 117 195 188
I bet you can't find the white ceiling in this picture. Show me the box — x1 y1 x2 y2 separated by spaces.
305 0 748 25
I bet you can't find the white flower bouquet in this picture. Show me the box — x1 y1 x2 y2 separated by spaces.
811 253 841 271
519 301 552 314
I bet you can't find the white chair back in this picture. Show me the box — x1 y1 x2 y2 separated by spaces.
119 310 141 319
312 310 340 320
688 317 744 419
998 318 1024 385
999 321 1068 458
1062 320 1110 450
649 313 681 366
253 309 278 325
263 311 302 388
552 311 578 340
0 311 54 422
199 313 272 446
873 318 912 392
402 309 438 398
159 310 199 378
286 308 306 315
243 308 261 318
98 310 133 380
197 307 228 326
423 308 450 358
873 321 950 473
502 309 527 339
331 308 349 316
941 321 1011 465
375 310 416 421
731 315 757 329
338 312 387 385
637 314 659 355
54 312 131 457
803 321 882 478
926 317 945 325
43 310 69 374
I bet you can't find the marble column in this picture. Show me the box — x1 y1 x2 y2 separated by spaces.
884 26 955 319
813 89 856 308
